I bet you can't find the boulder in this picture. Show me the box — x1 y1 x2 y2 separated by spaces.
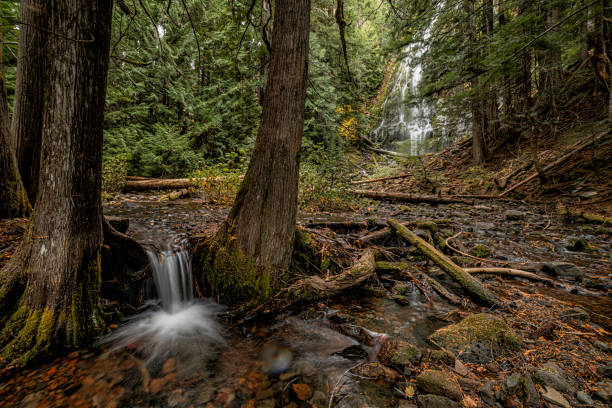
540 262 583 280
541 386 570 408
430 349 456 365
378 339 422 366
416 394 458 408
416 370 462 401
429 314 523 364
479 381 497 407
533 362 577 395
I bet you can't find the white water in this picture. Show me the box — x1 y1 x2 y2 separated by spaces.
102 246 224 363
372 17 437 155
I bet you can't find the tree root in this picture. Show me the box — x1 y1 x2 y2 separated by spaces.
465 267 555 284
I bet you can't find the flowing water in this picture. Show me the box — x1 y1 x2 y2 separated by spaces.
372 13 467 155
101 244 224 364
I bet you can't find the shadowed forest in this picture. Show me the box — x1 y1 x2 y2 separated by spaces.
0 0 611 407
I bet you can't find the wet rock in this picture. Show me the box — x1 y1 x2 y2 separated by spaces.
593 381 612 402
430 349 456 365
397 402 418 408
541 386 570 408
291 383 312 401
503 373 522 396
533 362 577 394
309 390 327 406
429 313 523 364
416 394 458 408
480 382 497 407
576 391 594 406
469 245 492 258
596 362 612 379
522 373 542 408
378 338 422 366
566 237 597 253
505 210 525 221
541 262 583 280
106 216 130 233
334 345 369 360
351 362 401 383
332 323 382 346
416 370 462 400
453 360 469 377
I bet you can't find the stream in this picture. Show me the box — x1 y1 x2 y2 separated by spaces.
0 196 610 408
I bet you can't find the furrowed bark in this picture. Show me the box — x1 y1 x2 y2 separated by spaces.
387 218 498 306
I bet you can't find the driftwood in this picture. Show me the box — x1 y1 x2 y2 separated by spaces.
465 267 555 284
499 132 608 197
388 219 498 306
123 178 196 191
353 190 473 205
350 173 412 185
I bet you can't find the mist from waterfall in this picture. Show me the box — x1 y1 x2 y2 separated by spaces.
101 244 224 364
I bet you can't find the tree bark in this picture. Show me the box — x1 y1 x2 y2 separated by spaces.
197 0 311 305
11 0 49 203
0 0 113 367
0 5 30 219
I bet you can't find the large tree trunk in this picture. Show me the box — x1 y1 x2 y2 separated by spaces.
0 6 30 219
195 0 311 305
10 0 49 203
0 0 113 367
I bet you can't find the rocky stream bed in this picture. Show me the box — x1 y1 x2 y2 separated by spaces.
0 195 610 408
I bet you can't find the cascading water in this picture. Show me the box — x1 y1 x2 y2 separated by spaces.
372 16 446 155
102 244 224 363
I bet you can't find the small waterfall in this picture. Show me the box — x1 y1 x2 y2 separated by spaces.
102 244 224 363
372 18 438 155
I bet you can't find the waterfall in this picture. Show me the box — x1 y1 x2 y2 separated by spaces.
102 244 224 363
372 17 438 155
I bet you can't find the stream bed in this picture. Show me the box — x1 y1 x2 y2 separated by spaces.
0 196 610 408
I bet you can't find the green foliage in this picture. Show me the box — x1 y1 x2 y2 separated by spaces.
298 142 358 212
190 150 250 204
101 157 128 193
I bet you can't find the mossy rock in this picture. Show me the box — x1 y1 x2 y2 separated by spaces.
378 339 422 366
416 369 462 400
566 237 597 253
429 313 523 364
430 349 456 365
469 245 491 258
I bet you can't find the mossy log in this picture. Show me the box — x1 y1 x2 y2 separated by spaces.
353 190 473 205
388 218 498 306
360 219 447 243
239 249 376 321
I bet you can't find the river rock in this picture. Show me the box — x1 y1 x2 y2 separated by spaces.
430 349 456 365
593 381 612 402
576 391 594 406
533 362 577 394
505 210 525 221
540 262 583 280
416 370 462 400
429 313 523 364
351 362 401 383
541 386 570 408
416 394 458 408
378 338 421 366
596 362 612 379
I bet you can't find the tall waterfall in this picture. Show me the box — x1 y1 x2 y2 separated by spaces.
372 18 438 156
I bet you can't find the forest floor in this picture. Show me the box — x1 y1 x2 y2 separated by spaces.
0 129 611 408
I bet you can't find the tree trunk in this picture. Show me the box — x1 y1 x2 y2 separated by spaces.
196 0 311 305
0 0 113 367
11 0 49 203
0 5 30 219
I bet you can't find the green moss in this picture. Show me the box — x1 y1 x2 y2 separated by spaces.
375 261 409 273
430 349 456 365
566 237 597 253
291 227 321 275
378 339 422 366
469 245 492 258
416 369 462 400
450 256 477 267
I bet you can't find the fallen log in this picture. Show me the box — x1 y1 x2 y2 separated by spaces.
350 173 412 185
238 249 376 322
464 267 555 284
498 131 608 197
304 219 386 230
495 160 533 189
123 178 196 191
353 190 473 205
388 218 498 306
158 188 191 202
367 146 413 158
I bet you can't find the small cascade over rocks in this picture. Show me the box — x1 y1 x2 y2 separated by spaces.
102 243 224 363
